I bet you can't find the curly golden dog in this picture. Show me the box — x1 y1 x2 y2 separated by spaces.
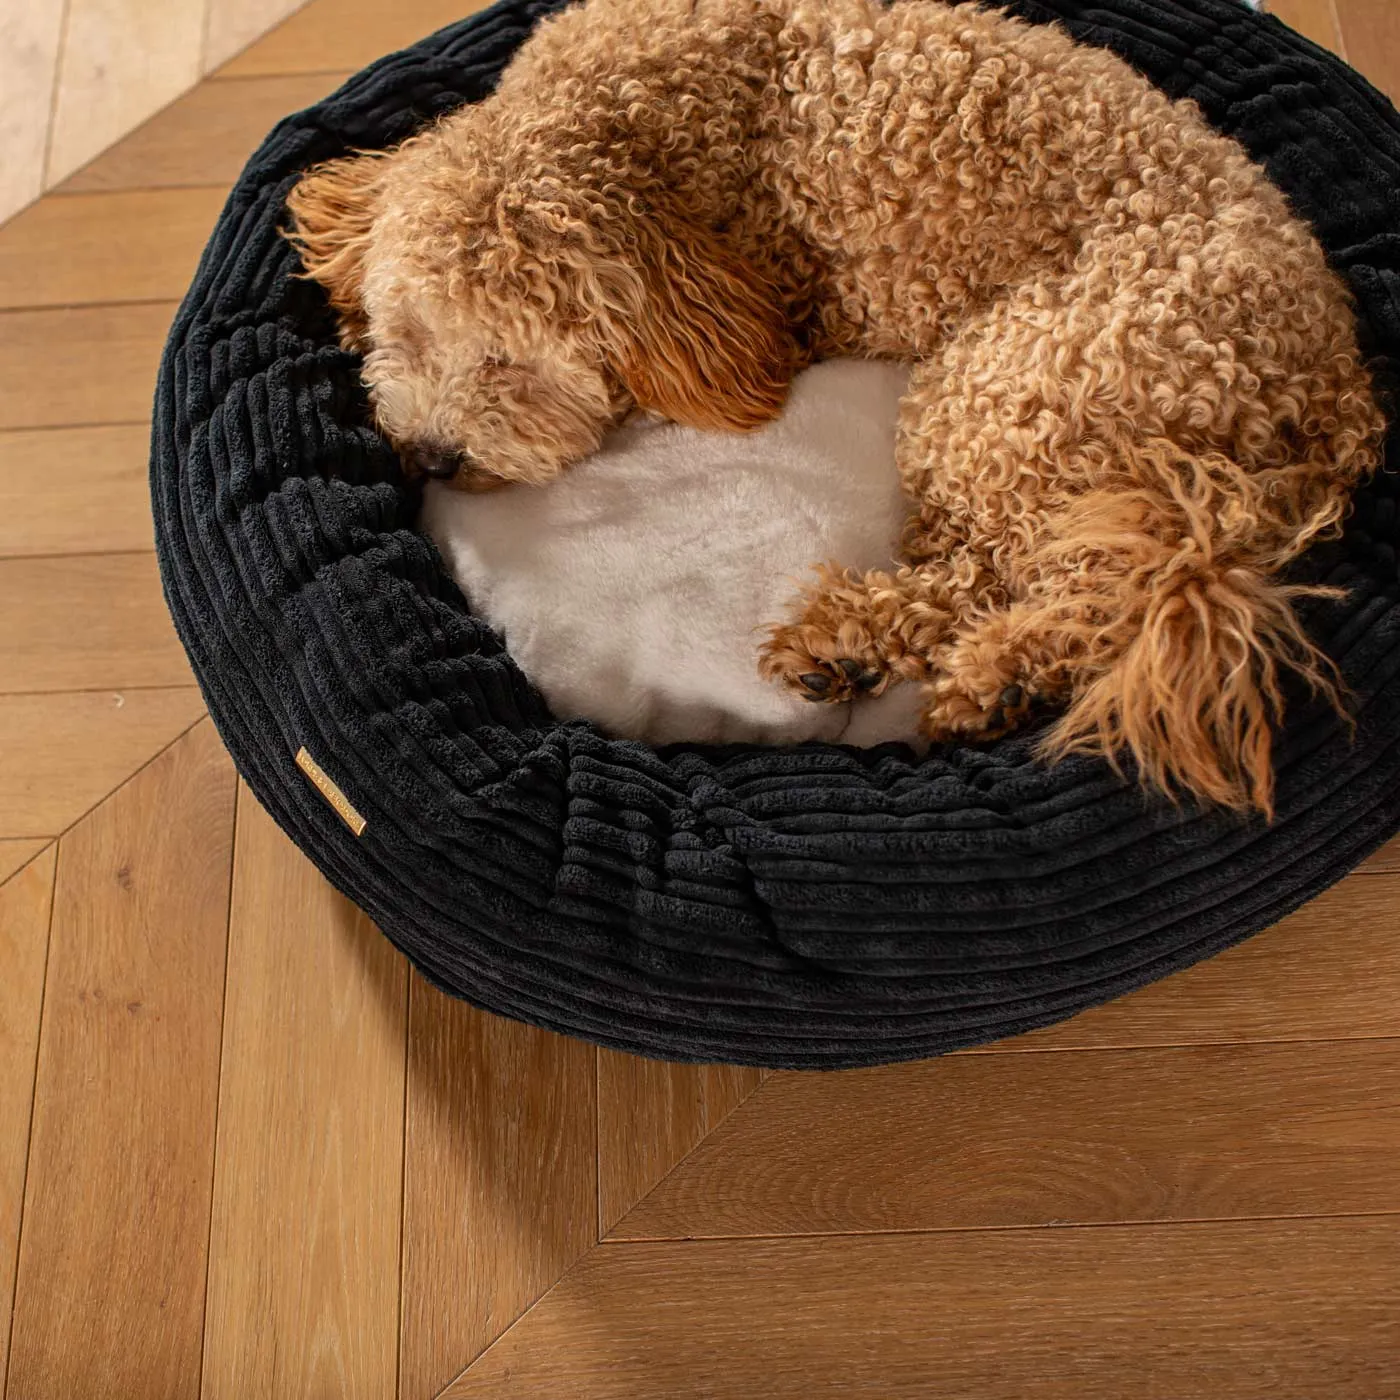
287 0 1385 814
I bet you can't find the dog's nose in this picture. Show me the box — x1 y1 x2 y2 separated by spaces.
419 453 461 479
406 444 473 480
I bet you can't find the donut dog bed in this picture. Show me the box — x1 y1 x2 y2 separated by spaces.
153 0 1400 1068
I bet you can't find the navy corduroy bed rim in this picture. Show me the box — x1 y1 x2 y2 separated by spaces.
152 0 1400 1068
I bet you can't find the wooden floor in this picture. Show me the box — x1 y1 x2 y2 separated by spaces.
2 1 1399 1395
0 0 313 228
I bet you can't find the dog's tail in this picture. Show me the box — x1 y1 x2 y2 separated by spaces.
1031 480 1352 819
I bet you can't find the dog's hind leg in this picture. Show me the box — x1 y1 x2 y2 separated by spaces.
920 477 1353 813
893 249 1375 811
758 555 973 702
921 604 1070 742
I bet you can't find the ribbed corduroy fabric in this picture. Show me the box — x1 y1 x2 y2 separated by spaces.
152 0 1400 1068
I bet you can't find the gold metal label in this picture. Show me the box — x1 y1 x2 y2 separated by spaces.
295 747 367 837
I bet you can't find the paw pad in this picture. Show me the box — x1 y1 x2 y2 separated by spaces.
759 623 892 704
788 659 888 702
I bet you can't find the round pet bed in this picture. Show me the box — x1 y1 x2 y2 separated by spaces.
152 0 1400 1068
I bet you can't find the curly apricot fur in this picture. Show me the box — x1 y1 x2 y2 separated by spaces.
286 0 1386 814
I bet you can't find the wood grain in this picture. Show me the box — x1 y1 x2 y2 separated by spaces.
0 5 1394 1396
46 0 206 187
0 425 154 558
0 554 192 694
986 873 1400 1051
399 977 596 1399
0 0 65 226
62 71 352 193
0 188 224 310
598 1053 765 1235
445 1219 1400 1399
0 687 206 839
0 845 56 1397
219 0 490 77
1267 0 1345 52
0 302 176 432
1334 0 1400 96
1359 833 1400 873
204 0 312 73
614 1039 1400 1240
201 785 408 1400
5 720 234 1400
0 840 51 887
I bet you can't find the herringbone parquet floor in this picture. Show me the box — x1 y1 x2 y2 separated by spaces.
1 1 1398 1395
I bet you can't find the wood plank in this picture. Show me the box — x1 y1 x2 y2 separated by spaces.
201 785 408 1400
987 873 1400 1052
598 1053 765 1235
1267 0 1345 53
1335 0 1400 98
0 426 154 558
0 188 224 310
444 1218 1400 1399
45 0 205 187
205 0 314 73
218 0 490 78
0 554 192 695
0 302 175 432
5 720 235 1400
399 977 595 1399
1359 832 1400 873
0 0 65 225
61 71 352 194
0 840 50 887
0 687 205 839
613 1039 1400 1240
0 845 56 1397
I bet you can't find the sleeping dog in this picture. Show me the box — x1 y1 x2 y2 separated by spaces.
287 0 1384 813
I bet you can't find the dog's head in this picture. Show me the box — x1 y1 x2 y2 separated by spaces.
285 125 797 487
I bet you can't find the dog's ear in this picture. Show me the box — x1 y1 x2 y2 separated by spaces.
285 152 386 348
611 209 798 431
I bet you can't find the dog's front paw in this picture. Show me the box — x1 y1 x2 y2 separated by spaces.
759 620 891 703
922 677 1036 742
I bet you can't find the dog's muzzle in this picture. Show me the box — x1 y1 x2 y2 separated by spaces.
403 443 506 492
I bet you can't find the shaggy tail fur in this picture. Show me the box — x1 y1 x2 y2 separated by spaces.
1039 565 1342 818
1029 476 1354 818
